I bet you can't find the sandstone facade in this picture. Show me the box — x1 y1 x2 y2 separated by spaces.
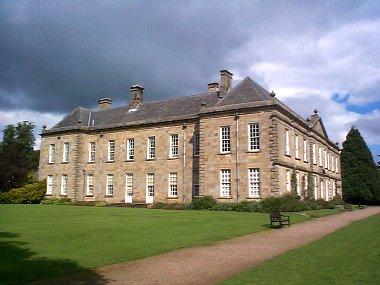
38 70 341 204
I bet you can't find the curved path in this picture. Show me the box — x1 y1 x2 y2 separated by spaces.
39 207 380 285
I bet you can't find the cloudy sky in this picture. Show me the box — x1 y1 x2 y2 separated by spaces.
0 0 379 159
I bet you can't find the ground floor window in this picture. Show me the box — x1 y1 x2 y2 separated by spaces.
147 173 154 197
126 173 133 197
86 174 94 196
313 175 317 200
168 172 178 197
220 169 231 197
286 170 291 192
193 173 199 197
47 175 53 195
248 168 260 198
60 174 68 195
106 174 114 196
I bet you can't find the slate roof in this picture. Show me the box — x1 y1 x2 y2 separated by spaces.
43 76 337 148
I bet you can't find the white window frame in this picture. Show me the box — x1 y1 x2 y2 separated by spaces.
324 149 328 169
146 173 155 197
295 135 299 159
46 175 53 195
331 154 335 172
168 172 178 197
62 142 69 162
286 169 291 192
312 144 317 165
285 129 290 156
335 157 339 173
147 136 155 159
303 139 308 162
220 169 231 197
169 134 179 158
61 174 68 195
106 174 114 196
126 138 135 161
248 122 260 152
319 147 322 167
313 175 318 199
108 141 115 162
193 132 200 157
86 174 94 196
248 168 260 198
220 126 231 153
88 142 96 162
126 173 133 197
48 144 56 163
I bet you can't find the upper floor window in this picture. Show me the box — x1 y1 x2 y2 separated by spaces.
46 175 53 195
168 172 178 197
285 129 290 156
327 152 330 170
61 174 68 195
170 134 179 158
147 136 155 159
303 139 308 162
331 154 335 172
48 144 56 163
248 123 260 152
86 174 94 196
324 149 328 169
319 147 322 167
62 142 69 162
89 142 96 162
220 169 231 197
106 174 114 196
108 140 115 162
295 135 299 159
335 157 339 173
220 126 231 153
126 139 135 160
312 144 317 165
248 168 260 198
193 132 200 156
296 172 300 195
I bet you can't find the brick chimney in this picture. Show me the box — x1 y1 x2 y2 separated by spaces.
207 82 219 94
219 69 233 98
98 98 112 110
129 85 144 108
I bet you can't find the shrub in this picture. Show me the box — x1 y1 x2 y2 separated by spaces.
0 180 46 204
41 198 71 205
235 201 260 212
260 193 310 212
329 195 344 205
190 196 218 210
152 202 165 209
343 203 353 211
315 199 335 209
216 203 237 211
94 201 108 207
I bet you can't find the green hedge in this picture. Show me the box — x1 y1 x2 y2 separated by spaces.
0 180 46 204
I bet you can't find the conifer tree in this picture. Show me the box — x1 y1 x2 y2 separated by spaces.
341 127 379 204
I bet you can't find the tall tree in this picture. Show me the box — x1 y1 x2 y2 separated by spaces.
0 122 36 192
341 127 379 205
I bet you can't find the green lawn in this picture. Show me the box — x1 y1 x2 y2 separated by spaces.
0 205 340 284
220 213 380 285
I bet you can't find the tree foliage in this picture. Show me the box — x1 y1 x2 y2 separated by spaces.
0 121 37 192
341 127 380 205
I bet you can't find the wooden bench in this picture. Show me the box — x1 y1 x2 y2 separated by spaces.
269 210 290 228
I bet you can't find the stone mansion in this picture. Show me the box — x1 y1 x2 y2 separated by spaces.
38 70 342 204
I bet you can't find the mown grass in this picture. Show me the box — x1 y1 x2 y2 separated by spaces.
220 213 380 285
0 204 341 284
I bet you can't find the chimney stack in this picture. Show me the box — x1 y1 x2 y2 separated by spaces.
98 98 112 110
207 82 219 94
130 85 144 108
219 69 233 98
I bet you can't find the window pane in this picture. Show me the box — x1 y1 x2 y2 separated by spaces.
220 169 231 197
220 126 231 153
249 123 260 151
248 168 260 198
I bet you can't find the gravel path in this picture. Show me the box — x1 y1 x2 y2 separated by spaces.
38 207 380 285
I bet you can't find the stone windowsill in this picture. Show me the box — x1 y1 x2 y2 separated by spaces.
104 195 114 198
246 197 261 200
85 195 94 197
166 196 179 199
45 194 53 196
218 152 232 156
87 161 95 164
106 160 115 163
125 159 135 162
145 158 155 161
168 156 179 160
218 196 233 199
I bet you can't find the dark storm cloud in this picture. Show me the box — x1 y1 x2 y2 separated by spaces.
1 0 377 114
0 0 258 112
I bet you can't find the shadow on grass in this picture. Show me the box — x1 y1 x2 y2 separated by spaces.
0 231 108 285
